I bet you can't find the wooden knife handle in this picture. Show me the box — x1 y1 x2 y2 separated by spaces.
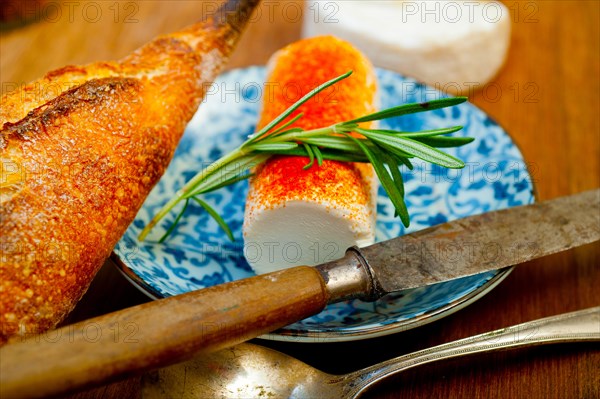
0 266 329 399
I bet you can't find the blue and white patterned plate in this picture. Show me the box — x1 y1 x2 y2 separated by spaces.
112 67 534 342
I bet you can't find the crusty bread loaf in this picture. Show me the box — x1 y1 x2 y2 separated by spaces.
243 36 379 274
0 0 258 344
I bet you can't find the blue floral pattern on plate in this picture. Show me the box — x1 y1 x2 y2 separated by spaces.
113 67 534 342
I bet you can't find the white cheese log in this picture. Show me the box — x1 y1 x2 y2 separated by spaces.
243 36 379 274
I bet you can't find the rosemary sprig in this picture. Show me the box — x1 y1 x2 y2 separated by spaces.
138 71 473 242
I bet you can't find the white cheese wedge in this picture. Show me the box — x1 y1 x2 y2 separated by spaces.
303 0 511 93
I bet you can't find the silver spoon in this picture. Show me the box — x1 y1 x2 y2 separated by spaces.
142 307 599 398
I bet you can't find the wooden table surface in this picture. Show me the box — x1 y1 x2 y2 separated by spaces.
2 1 598 398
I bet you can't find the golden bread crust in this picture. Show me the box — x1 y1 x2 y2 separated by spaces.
0 18 237 343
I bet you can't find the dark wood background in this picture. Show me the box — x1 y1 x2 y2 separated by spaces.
1 1 598 398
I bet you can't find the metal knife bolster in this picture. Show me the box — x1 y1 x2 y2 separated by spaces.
315 247 382 303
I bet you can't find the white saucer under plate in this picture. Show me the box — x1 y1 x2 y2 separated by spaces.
112 67 534 342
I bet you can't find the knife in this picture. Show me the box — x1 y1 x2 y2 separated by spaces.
1 189 599 399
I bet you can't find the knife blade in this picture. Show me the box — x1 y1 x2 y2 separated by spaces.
2 189 599 399
370 187 600 292
317 187 600 299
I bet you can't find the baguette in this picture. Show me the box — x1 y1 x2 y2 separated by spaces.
0 0 259 344
243 36 378 274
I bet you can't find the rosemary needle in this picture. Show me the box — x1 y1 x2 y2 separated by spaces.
138 71 472 242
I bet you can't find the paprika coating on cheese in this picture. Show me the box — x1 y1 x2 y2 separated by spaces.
243 36 379 274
